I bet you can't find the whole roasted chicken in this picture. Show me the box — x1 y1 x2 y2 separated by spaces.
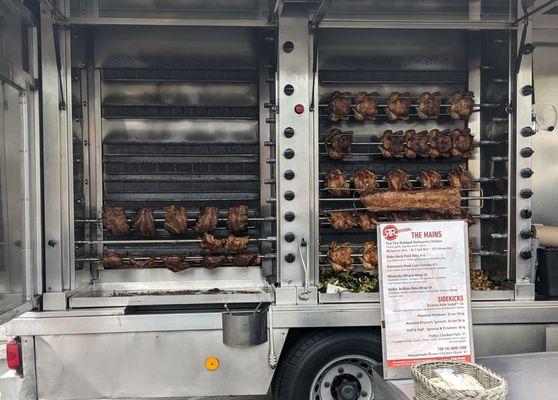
418 170 443 189
428 129 453 158
133 208 156 237
352 170 377 195
162 256 189 272
224 235 250 253
451 128 474 158
324 169 349 197
101 251 128 269
202 255 226 269
199 233 224 252
357 212 379 231
385 91 412 120
326 128 353 160
164 205 188 235
195 206 218 234
404 129 430 158
228 205 249 233
448 165 473 189
328 242 353 272
360 242 378 271
378 130 405 158
102 205 130 237
353 92 378 121
447 91 475 120
385 169 412 191
328 211 359 231
231 252 259 267
328 91 352 122
417 91 441 119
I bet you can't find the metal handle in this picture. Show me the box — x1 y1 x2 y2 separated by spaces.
298 238 311 300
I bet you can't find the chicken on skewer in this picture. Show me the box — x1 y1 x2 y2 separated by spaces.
325 128 353 160
385 169 412 191
448 165 473 189
199 233 224 252
447 91 475 120
231 252 260 267
164 205 188 235
360 188 462 216
451 128 474 158
357 212 379 231
162 256 190 272
404 129 431 158
324 169 350 197
328 211 359 231
133 208 156 238
385 91 412 120
428 129 453 158
328 91 352 122
202 255 226 269
378 130 406 158
195 206 218 234
360 242 378 271
328 242 354 272
128 256 156 268
224 235 250 254
101 251 128 269
418 170 443 189
353 92 378 121
417 91 441 119
228 205 249 233
387 212 414 222
102 205 130 237
352 170 377 195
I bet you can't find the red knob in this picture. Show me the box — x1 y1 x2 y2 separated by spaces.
294 104 304 114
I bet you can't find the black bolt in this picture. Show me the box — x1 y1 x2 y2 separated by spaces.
284 190 295 201
520 147 534 157
284 169 295 180
284 148 295 159
520 168 534 178
521 85 534 96
284 212 295 221
520 188 533 199
284 127 295 138
520 228 533 239
284 232 295 242
356 372 363 378
324 382 331 388
520 250 532 259
282 41 294 53
521 127 535 137
48 239 57 247
520 208 532 218
283 84 294 96
523 43 535 55
338 367 344 373
285 253 295 263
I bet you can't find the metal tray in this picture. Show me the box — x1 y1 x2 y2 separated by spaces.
319 292 380 303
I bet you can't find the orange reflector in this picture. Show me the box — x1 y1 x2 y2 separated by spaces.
205 357 219 371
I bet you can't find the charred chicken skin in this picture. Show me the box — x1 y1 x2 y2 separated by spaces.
328 211 359 231
385 169 412 191
102 205 130 237
128 256 156 268
448 165 473 189
379 130 406 158
360 188 462 216
224 235 250 253
324 169 350 197
353 92 378 121
162 256 189 272
133 208 156 237
202 255 226 269
199 233 224 252
328 242 353 272
328 91 352 122
101 251 128 269
326 128 353 160
447 91 474 120
352 170 377 195
385 91 412 120
418 170 443 189
360 242 378 271
451 128 474 158
163 205 188 235
231 252 259 267
228 205 249 233
428 129 453 158
195 206 218 234
417 91 441 119
357 212 379 231
404 129 431 158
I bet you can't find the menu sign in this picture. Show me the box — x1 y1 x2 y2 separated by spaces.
378 220 473 379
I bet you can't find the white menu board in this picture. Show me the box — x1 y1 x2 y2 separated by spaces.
378 220 473 379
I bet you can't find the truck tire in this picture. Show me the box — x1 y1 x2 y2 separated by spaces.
274 329 382 400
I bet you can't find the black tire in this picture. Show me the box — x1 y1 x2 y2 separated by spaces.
274 328 382 400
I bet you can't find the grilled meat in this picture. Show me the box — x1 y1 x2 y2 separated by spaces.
360 188 462 215
385 169 412 191
448 165 473 189
324 169 350 197
326 128 352 160
195 206 218 234
417 91 441 119
228 205 249 233
162 256 189 272
133 208 156 237
379 130 405 158
353 92 378 121
357 212 379 231
388 212 414 222
352 170 377 195
428 129 453 158
199 233 224 252
329 211 359 231
224 235 250 253
163 205 188 235
102 205 130 237
451 128 474 158
328 91 352 122
202 255 226 269
418 170 443 189
470 269 495 291
100 251 128 269
469 242 474 264
328 242 353 272
460 208 477 226
231 252 259 267
385 91 412 120
404 129 430 158
447 91 474 120
360 242 378 271
128 256 156 268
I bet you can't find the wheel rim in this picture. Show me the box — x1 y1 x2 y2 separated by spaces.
310 355 377 400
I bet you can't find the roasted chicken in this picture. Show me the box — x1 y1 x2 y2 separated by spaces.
133 208 156 237
231 252 259 267
202 255 226 269
428 129 453 158
447 91 474 120
128 256 156 268
404 129 430 158
324 169 350 197
388 212 414 222
378 130 406 158
460 208 477 226
360 188 462 215
164 205 188 235
195 206 218 234
448 166 473 189
418 170 443 189
328 242 353 272
162 256 189 272
326 128 352 160
228 205 249 233
357 212 379 231
360 242 378 271
199 233 224 252
224 235 250 253
353 92 378 121
451 128 474 158
417 91 441 119
385 91 412 120
100 251 128 269
352 170 377 195
328 91 352 122
385 169 412 191
328 211 359 231
102 205 130 237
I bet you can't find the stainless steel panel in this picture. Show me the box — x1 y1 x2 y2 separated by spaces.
473 324 548 355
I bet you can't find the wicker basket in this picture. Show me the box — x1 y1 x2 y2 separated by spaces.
411 360 508 400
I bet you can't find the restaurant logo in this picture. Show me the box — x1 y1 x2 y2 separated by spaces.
383 224 398 241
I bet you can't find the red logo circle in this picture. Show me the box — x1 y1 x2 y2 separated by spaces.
383 225 398 241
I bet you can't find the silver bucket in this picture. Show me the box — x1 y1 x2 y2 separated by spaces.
222 308 268 347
